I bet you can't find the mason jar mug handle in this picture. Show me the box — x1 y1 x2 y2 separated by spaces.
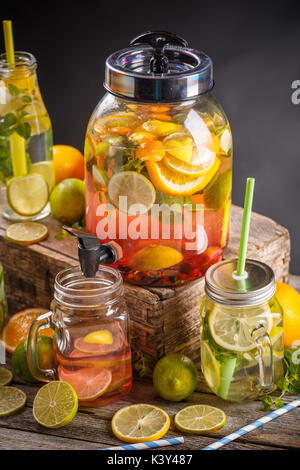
251 324 274 391
27 311 57 382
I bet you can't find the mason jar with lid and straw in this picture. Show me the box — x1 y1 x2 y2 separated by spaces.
0 20 53 221
200 179 284 401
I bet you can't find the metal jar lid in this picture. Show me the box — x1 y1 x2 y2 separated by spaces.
205 259 276 307
104 31 213 102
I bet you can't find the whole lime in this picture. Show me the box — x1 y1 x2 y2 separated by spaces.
153 353 198 401
50 178 85 225
12 336 54 383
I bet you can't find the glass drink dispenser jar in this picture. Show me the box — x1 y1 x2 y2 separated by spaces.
84 31 232 287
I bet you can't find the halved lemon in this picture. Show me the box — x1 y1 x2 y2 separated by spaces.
146 157 220 196
7 173 48 216
111 404 170 443
108 171 156 215
201 341 220 391
6 222 49 246
174 405 226 434
29 161 55 192
209 303 273 352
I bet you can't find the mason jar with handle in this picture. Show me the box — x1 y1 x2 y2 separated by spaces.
200 259 284 401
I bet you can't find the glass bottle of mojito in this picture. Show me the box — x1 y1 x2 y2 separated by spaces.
200 259 284 401
0 52 53 221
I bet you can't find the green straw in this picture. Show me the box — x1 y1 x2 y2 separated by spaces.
236 178 255 277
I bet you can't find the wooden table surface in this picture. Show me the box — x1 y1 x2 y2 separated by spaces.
0 274 299 451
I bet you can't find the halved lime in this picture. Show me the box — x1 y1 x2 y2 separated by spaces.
0 386 27 417
0 367 13 386
174 405 226 434
108 171 155 215
33 381 78 428
201 341 220 391
30 161 55 192
7 174 49 216
92 165 108 186
6 222 48 246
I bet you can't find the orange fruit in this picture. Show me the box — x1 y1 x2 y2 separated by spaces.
275 282 300 346
53 145 84 184
1 308 52 354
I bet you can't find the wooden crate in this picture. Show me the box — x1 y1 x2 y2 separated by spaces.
0 205 290 368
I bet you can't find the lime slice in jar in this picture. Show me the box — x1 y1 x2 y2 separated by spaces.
7 173 49 216
108 171 156 215
92 165 108 186
30 161 55 192
208 303 273 352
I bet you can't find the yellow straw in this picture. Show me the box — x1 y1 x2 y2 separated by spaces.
3 20 15 66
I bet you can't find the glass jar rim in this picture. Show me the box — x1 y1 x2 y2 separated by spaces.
0 51 37 75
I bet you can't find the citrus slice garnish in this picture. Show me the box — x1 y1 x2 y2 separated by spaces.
108 171 156 215
164 151 215 176
146 157 220 197
1 307 49 354
131 244 183 271
58 367 112 401
0 386 27 417
111 404 170 443
163 134 193 163
7 174 49 216
219 129 232 155
209 303 273 352
174 405 226 434
57 348 131 368
201 341 220 391
142 119 182 137
92 165 108 186
6 222 49 246
83 329 113 345
0 366 13 386
29 161 55 192
106 362 132 393
74 322 125 355
33 381 78 428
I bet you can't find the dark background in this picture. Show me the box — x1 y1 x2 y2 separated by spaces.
2 0 300 272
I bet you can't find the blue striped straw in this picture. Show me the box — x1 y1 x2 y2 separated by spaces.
202 398 300 450
99 436 184 450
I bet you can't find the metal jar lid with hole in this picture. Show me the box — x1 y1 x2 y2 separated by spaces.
205 259 276 307
104 31 213 102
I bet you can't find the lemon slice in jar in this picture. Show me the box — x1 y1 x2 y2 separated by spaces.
209 303 273 352
7 174 48 216
201 341 220 391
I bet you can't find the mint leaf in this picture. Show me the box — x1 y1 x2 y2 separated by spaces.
4 112 17 127
8 83 20 96
16 122 31 140
21 95 32 103
261 395 273 411
275 398 284 409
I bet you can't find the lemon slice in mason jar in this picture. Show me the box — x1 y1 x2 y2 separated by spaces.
30 161 55 192
208 303 273 352
7 174 49 216
201 341 220 390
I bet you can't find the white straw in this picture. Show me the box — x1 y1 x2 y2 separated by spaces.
99 436 184 450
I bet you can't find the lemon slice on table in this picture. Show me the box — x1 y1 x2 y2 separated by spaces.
30 161 55 192
6 222 48 245
146 157 220 197
0 386 27 417
111 404 170 443
174 405 226 434
209 303 273 352
201 341 220 391
0 366 13 386
7 174 48 216
108 171 156 215
33 381 78 428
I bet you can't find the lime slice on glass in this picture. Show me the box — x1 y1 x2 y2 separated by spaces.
30 161 55 192
201 341 220 391
33 381 78 428
0 386 27 417
174 405 226 434
209 303 273 352
111 404 170 443
108 171 155 215
0 366 13 386
7 174 49 216
6 222 48 245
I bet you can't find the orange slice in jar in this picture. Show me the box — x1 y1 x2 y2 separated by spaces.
129 131 156 143
146 157 220 197
136 140 165 162
149 113 172 121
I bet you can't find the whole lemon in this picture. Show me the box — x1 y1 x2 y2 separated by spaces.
275 281 300 346
153 353 198 401
50 178 85 225
53 145 84 184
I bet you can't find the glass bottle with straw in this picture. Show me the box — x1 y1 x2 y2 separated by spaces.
200 178 284 401
0 20 53 221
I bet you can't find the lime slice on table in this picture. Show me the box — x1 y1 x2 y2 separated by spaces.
111 404 170 443
0 366 13 386
209 303 273 352
7 173 48 216
201 341 220 391
0 386 27 417
6 222 48 246
174 405 226 434
30 161 55 192
108 171 156 215
33 381 78 428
